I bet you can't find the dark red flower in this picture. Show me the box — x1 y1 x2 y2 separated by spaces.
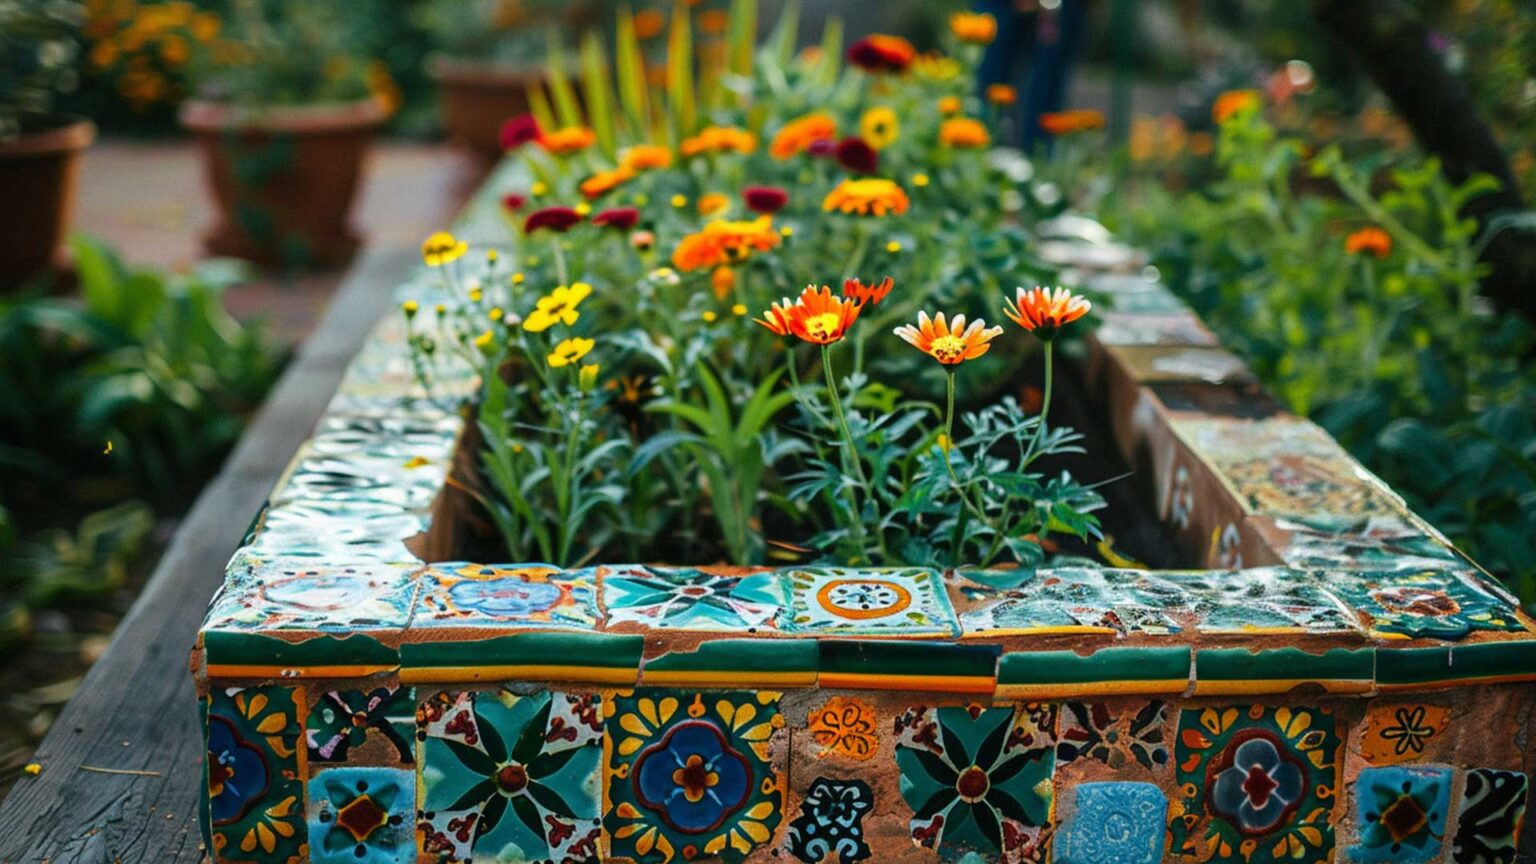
501 193 527 213
499 113 543 150
592 207 640 230
846 35 915 73
834 137 879 174
524 206 584 233
743 186 789 214
807 137 836 157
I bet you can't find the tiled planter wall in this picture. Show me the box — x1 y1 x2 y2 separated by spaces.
194 159 1536 863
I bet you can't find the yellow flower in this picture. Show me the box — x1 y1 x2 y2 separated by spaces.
523 282 594 332
912 172 931 188
531 181 549 197
860 106 900 150
620 144 674 171
548 337 595 367
938 96 962 116
671 194 688 208
886 240 901 253
822 178 910 217
401 300 419 317
950 11 997 44
421 231 467 267
486 249 499 263
512 272 526 285
895 311 1003 365
579 363 601 391
780 226 794 237
940 117 991 149
731 303 747 316
912 52 961 81
698 192 730 216
474 329 496 353
770 113 837 160
702 310 718 322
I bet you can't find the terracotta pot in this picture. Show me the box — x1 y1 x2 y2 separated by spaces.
180 98 386 268
0 114 95 290
430 55 548 161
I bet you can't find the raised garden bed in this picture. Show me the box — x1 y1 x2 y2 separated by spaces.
191 159 1536 864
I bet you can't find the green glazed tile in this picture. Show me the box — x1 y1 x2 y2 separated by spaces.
641 637 818 687
818 639 999 692
996 646 1190 698
399 631 643 685
1193 647 1373 695
203 631 398 676
1376 646 1453 690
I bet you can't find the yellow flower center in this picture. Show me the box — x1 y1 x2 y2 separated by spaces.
804 313 842 341
930 335 966 363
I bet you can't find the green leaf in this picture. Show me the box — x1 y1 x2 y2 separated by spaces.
614 6 652 136
545 32 583 128
666 2 696 139
580 30 618 156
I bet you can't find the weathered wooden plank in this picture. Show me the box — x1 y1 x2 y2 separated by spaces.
0 247 413 863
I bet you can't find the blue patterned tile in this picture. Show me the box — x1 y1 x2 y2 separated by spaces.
411 563 598 630
1350 765 1452 864
598 565 789 632
307 767 414 864
1056 782 1167 864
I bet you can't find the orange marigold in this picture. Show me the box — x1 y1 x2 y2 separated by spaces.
938 96 963 116
1212 89 1262 125
1344 226 1392 258
620 144 674 171
756 285 863 345
539 126 598 155
1003 286 1092 338
950 12 998 45
680 125 758 157
1039 109 1105 136
671 216 781 271
822 178 910 217
580 166 636 199
939 117 991 149
770 113 838 160
986 84 1017 106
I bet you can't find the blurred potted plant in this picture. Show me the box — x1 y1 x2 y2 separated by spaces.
418 0 595 160
180 0 397 268
0 0 95 290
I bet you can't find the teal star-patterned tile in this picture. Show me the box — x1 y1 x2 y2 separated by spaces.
597 565 790 632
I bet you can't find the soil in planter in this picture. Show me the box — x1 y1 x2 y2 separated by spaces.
432 347 1185 571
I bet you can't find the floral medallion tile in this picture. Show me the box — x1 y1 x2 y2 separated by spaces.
1055 782 1168 864
1055 701 1169 772
207 687 305 864
1260 514 1465 571
788 567 958 637
807 695 880 762
602 689 784 863
1360 703 1452 766
412 563 598 630
1453 769 1530 864
783 778 874 863
894 703 1057 862
956 568 1188 636
1350 765 1453 864
306 686 415 764
307 767 414 864
1169 705 1341 863
204 562 420 633
599 566 789 632
1324 569 1530 639
419 690 603 863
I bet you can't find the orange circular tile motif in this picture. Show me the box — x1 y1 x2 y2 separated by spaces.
816 578 912 620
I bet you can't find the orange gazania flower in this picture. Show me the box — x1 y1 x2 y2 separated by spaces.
620 144 673 171
822 178 910 216
843 276 893 307
539 126 597 155
671 216 781 271
1344 226 1392 258
580 166 636 198
985 84 1017 106
847 34 916 73
939 117 991 149
938 96 963 116
1212 89 1262 125
770 113 838 160
1003 286 1092 338
680 125 757 157
756 285 863 345
950 12 998 45
1039 109 1105 136
895 311 1004 365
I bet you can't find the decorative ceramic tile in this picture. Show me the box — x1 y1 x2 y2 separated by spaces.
203 562 420 633
787 567 957 637
817 639 999 694
1169 705 1341 863
1194 647 1373 696
307 767 415 864
1360 704 1452 766
807 696 880 762
602 689 784 863
599 565 789 632
894 704 1057 862
418 690 603 863
412 563 598 629
1155 568 1360 634
207 687 305 864
1055 782 1168 864
1324 568 1529 639
956 568 1189 636
995 647 1191 700
1260 514 1464 571
1453 769 1529 864
306 686 415 764
1350 765 1453 864
1055 701 1169 771
783 778 874 864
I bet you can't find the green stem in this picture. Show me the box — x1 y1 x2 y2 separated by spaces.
941 370 998 555
551 236 569 286
822 344 872 560
1023 340 1055 467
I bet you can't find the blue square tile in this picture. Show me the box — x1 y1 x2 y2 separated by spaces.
1351 765 1452 863
597 564 790 632
307 767 415 864
1056 781 1167 864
